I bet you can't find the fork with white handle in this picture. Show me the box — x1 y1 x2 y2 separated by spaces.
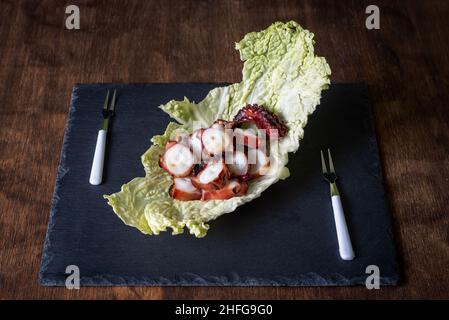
89 90 116 185
320 149 355 261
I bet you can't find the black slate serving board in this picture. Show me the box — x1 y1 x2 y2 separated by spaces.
39 83 399 286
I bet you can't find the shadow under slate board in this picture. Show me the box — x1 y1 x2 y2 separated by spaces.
39 83 399 286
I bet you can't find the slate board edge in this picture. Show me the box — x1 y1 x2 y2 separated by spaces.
39 274 399 287
364 85 403 283
38 85 81 286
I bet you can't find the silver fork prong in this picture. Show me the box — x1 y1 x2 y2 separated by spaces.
103 90 110 110
320 150 328 174
109 89 117 111
327 148 336 174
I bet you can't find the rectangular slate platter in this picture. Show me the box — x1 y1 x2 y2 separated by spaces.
39 83 400 286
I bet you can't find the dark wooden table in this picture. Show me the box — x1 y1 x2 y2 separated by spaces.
1 0 448 299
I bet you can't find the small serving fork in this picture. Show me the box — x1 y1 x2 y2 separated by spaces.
321 149 355 260
89 90 116 185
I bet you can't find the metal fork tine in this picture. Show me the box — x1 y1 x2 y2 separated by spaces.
320 150 328 174
109 89 117 111
103 90 110 110
327 148 336 174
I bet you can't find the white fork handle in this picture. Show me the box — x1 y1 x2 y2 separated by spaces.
331 195 355 260
89 129 107 185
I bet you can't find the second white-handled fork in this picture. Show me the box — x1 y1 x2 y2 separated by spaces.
321 149 355 261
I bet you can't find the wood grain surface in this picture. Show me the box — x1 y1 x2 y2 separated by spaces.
0 0 448 299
